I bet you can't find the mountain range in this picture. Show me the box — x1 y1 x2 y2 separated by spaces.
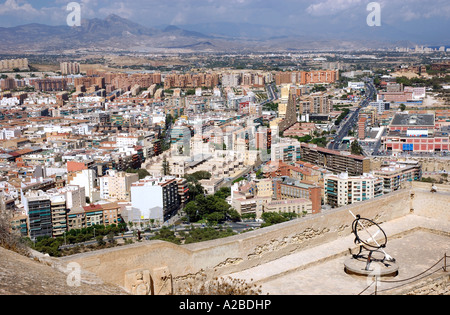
0 14 438 54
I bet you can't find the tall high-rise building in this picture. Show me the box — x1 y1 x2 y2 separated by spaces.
99 170 139 202
299 93 332 115
60 62 81 75
22 192 53 240
278 85 298 128
50 195 67 238
130 176 181 222
0 78 17 90
0 58 28 71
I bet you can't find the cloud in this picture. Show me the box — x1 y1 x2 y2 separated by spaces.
306 0 364 17
98 1 133 19
0 0 39 15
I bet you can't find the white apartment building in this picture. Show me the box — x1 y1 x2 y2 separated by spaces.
0 128 21 140
68 169 99 203
369 101 390 114
130 176 180 222
99 170 139 202
347 82 365 90
324 173 383 208
271 138 302 163
222 73 241 87
47 185 86 212
115 134 142 148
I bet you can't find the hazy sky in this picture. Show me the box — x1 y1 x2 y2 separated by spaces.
0 0 449 42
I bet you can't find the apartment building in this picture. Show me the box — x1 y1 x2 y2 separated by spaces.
272 177 322 214
271 138 302 163
271 85 297 133
298 93 332 115
67 208 86 231
99 170 139 202
83 204 104 227
324 173 383 208
222 73 241 87
22 192 53 240
357 117 368 140
265 198 313 216
60 62 81 75
372 161 422 194
231 177 317 218
0 128 21 140
300 143 371 176
164 73 219 89
231 194 272 219
0 78 17 90
68 169 98 203
130 176 181 222
33 79 67 92
50 195 67 238
100 202 121 226
275 70 339 85
0 58 28 71
369 101 390 114
21 184 87 238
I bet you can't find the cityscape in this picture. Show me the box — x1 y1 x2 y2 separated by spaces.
0 0 449 299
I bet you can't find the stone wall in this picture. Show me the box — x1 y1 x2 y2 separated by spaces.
403 275 450 295
410 182 450 222
62 188 413 294
370 157 450 173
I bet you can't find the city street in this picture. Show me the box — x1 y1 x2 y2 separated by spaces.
328 79 376 151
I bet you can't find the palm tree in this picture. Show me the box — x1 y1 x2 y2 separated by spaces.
162 157 171 176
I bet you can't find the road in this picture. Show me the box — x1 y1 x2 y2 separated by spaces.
261 83 278 106
328 78 376 151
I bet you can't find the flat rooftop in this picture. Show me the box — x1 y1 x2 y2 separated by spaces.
391 113 435 127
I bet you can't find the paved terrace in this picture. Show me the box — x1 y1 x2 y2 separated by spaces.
59 182 450 295
228 215 450 295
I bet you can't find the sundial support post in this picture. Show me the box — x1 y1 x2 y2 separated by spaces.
344 211 399 277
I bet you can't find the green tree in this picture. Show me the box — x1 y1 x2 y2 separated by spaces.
260 212 288 228
399 103 406 112
96 235 105 246
107 231 116 244
151 226 181 244
350 140 364 156
162 157 171 176
184 193 240 224
126 168 150 180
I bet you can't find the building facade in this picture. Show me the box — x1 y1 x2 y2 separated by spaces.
324 173 383 208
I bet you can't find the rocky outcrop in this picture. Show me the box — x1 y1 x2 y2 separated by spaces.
0 247 127 295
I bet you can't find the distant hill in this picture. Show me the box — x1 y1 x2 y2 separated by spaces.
0 14 419 53
0 14 213 53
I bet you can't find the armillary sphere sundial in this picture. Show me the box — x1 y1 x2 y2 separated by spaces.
344 211 399 277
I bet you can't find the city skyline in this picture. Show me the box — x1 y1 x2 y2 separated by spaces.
0 0 449 299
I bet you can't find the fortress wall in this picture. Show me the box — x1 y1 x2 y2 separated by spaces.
64 189 412 292
370 157 450 173
410 182 450 222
